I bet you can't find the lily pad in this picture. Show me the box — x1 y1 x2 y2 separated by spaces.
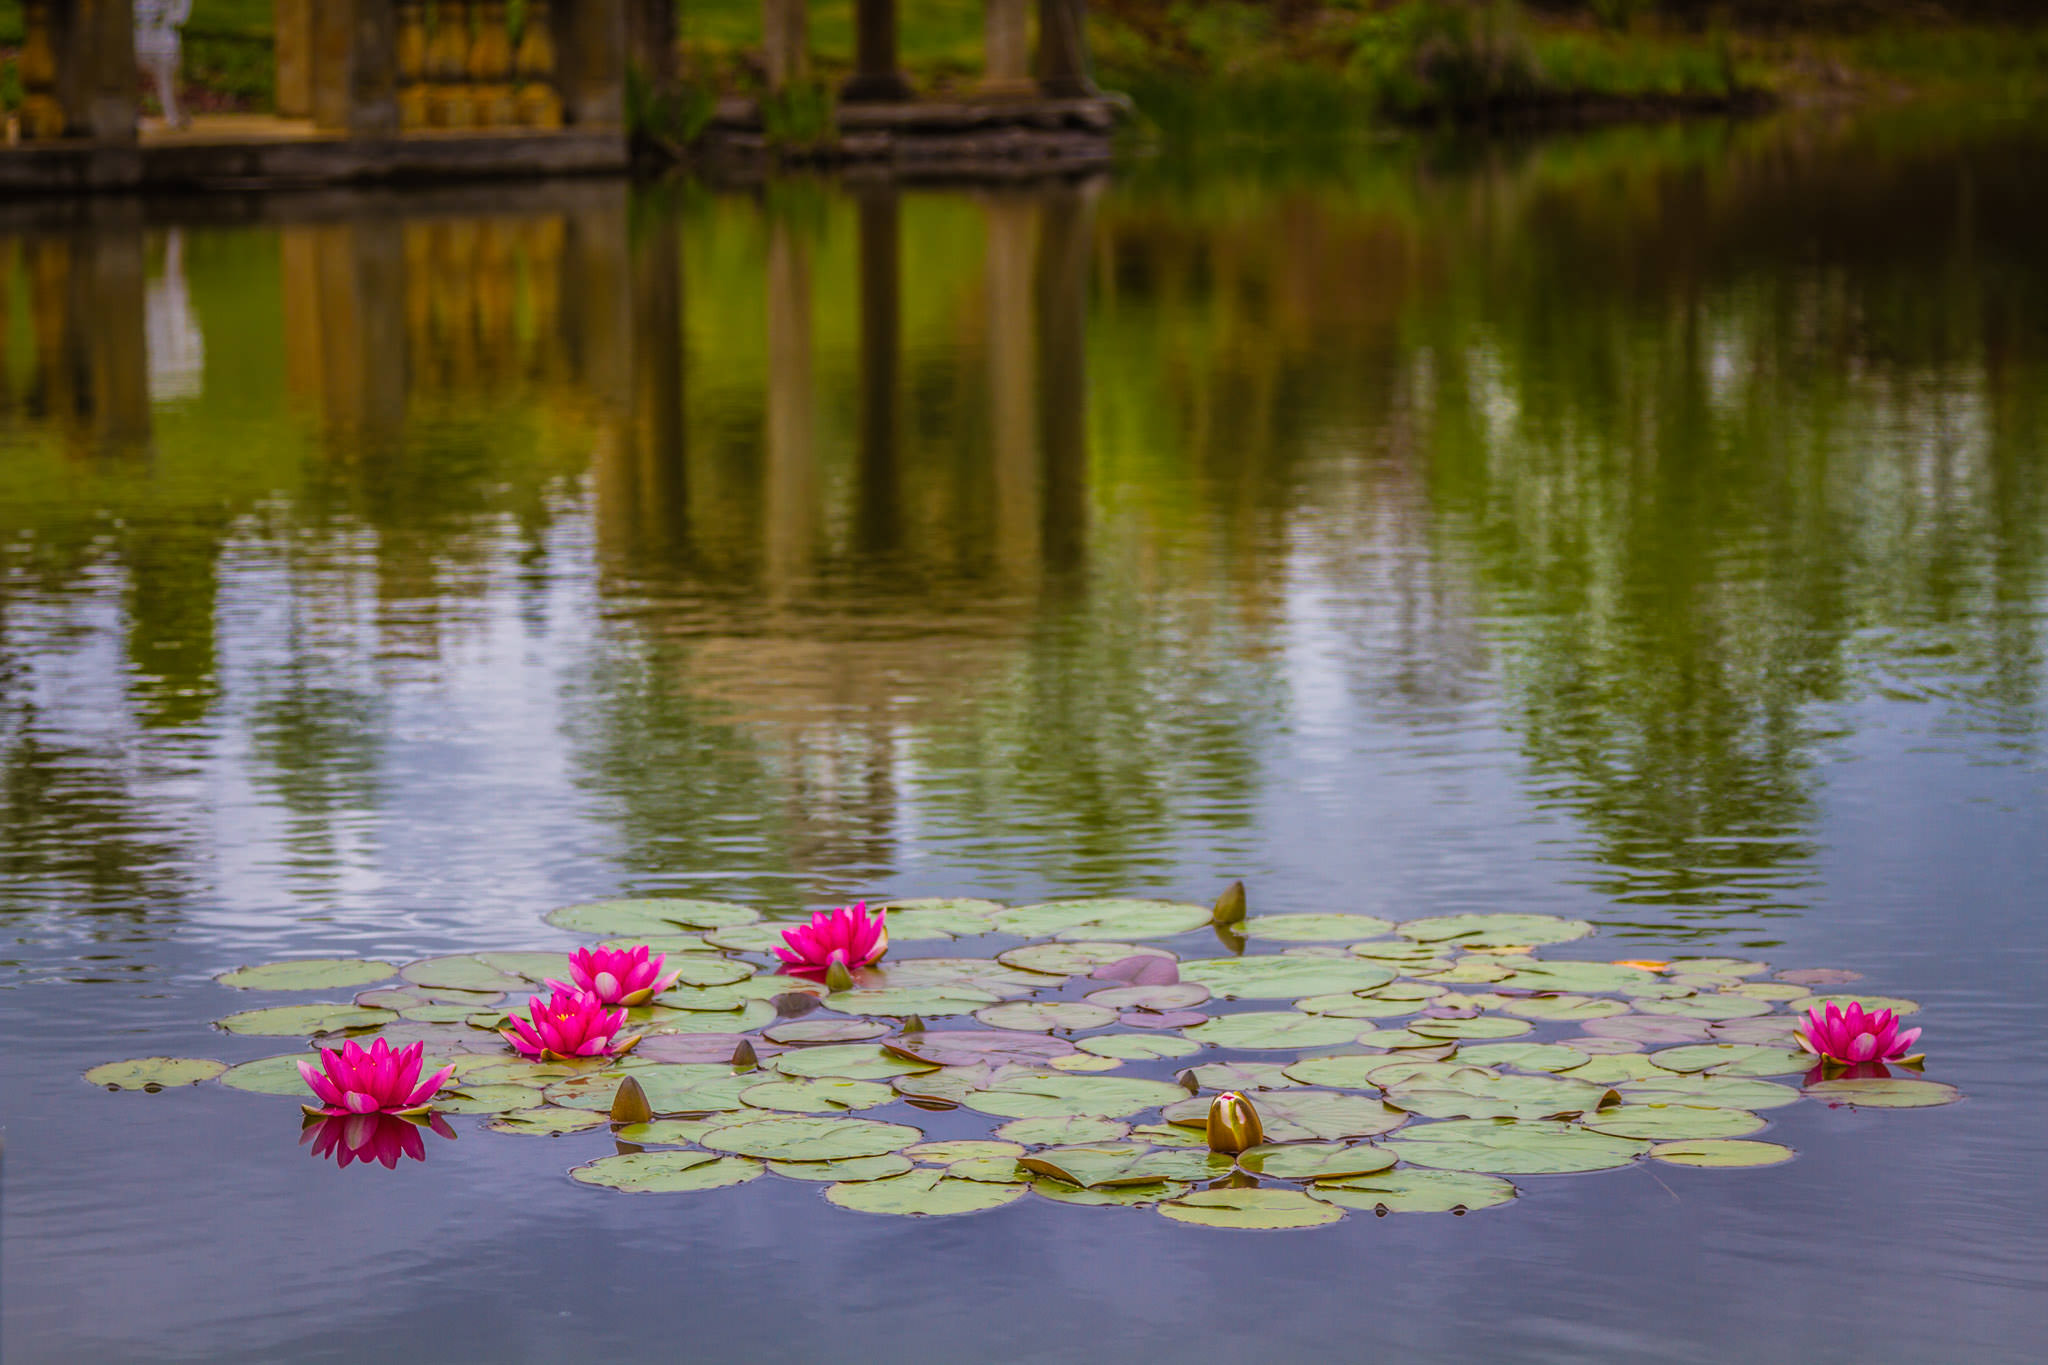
216 1004 396 1037
1649 1044 1811 1078
1078 1034 1201 1061
1709 1016 1802 1045
613 1119 716 1145
1086 984 1212 1011
907 1140 1028 1164
772 1044 937 1081
1181 1061 1304 1092
1454 1044 1590 1074
1633 995 1774 1021
84 1057 226 1090
1310 1168 1518 1213
1488 961 1659 993
769 1155 916 1182
548 899 760 935
1618 1076 1803 1110
1650 1139 1795 1167
995 899 1211 941
963 1073 1191 1120
740 1078 897 1112
400 956 533 995
1179 957 1396 1001
884 1032 1078 1069
217 959 396 992
1789 994 1921 1018
1181 1013 1368 1050
546 1065 754 1114
825 988 1003 1018
1159 1188 1344 1230
1033 1177 1193 1207
764 1019 891 1045
220 1053 327 1096
1350 943 1457 968
1161 1089 1407 1142
433 1084 541 1114
701 1116 924 1160
1727 982 1810 1002
880 899 1005 940
1280 1054 1415 1090
1238 1143 1396 1181
702 924 789 952
1409 1016 1534 1041
825 1168 1027 1216
488 1106 609 1135
1493 995 1632 1022
1383 1072 1611 1121
1397 914 1592 948
570 1150 763 1192
993 1115 1131 1145
1241 914 1395 943
998 943 1174 979
1019 1144 1236 1188
1803 1078 1961 1108
1581 1015 1714 1044
1560 1054 1674 1085
1583 1105 1766 1140
1389 1119 1649 1174
1776 968 1863 987
975 1001 1119 1032
1292 992 1421 1019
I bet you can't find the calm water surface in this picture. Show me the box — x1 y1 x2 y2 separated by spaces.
3 107 2046 1362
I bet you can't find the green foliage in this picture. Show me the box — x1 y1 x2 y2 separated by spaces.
1 56 19 115
760 77 836 150
628 64 716 149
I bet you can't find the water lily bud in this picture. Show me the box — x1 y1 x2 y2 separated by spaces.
609 1075 654 1125
1211 880 1247 928
824 958 857 993
731 1039 758 1071
900 1015 925 1034
1206 1090 1263 1155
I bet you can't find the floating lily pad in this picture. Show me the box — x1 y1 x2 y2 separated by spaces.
1078 1034 1201 1061
1727 982 1810 1002
1667 958 1770 978
883 1032 1077 1069
1581 1014 1714 1044
825 1168 1027 1216
741 1078 896 1112
217 959 396 992
702 924 788 953
772 1045 936 1081
1709 1016 1802 1045
1033 1177 1193 1207
84 1057 227 1090
1019 1144 1237 1188
1630 992 1775 1021
1180 1061 1303 1092
216 1004 396 1037
907 1140 1027 1164
1776 968 1863 987
975 1001 1119 1032
1558 1036 1645 1055
400 956 532 995
357 986 504 1011
880 899 1006 940
1123 1010 1210 1030
1279 1054 1413 1089
434 1084 541 1114
1789 994 1921 1018
650 1002 777 1035
1618 1075 1803 1110
1241 914 1395 943
546 1065 754 1114
963 1073 1191 1120
1179 957 1396 1001
548 899 760 936
876 959 1058 995
826 987 1003 1018
1159 1188 1344 1229
570 1150 763 1193
1238 1143 1396 1181
1053 1052 1120 1072
488 1106 609 1135
1583 1105 1766 1140
1085 984 1211 1011
700 1116 924 1161
1384 1071 1611 1121
1650 1139 1794 1167
998 943 1175 979
769 1154 917 1182
1161 1089 1407 1142
1409 1016 1534 1041
1560 1054 1673 1085
1455 1044 1590 1074
1397 914 1592 948
1494 994 1632 1022
1181 1012 1368 1050
1310 1169 1518 1212
1803 1078 1961 1108
651 984 760 1012
764 1019 890 1045
1389 1119 1648 1174
1649 1044 1811 1078
1351 943 1457 968
1617 980 1697 1000
219 1053 326 1096
1292 992 1421 1019
614 1119 716 1145
993 1115 1131 1145
995 899 1211 941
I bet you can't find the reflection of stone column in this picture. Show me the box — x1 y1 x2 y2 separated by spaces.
978 0 1034 100
599 211 687 561
1036 0 1097 99
76 214 152 455
280 221 408 445
1037 181 1095 573
854 186 902 554
762 0 810 92
984 194 1041 580
764 218 816 592
561 187 632 414
842 0 912 103
274 0 315 117
312 0 401 135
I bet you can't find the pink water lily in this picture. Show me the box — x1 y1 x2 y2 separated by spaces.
297 1037 455 1117
563 944 683 1007
774 901 888 975
503 986 639 1059
1796 1000 1921 1065
301 1112 455 1170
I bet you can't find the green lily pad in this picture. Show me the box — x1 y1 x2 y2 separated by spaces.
880 899 1006 940
645 1001 778 1036
1179 957 1396 1001
1416 959 1515 985
1397 915 1592 948
1019 1144 1237 1188
1482 960 1655 993
1241 914 1395 943
1583 1105 1766 1140
650 984 759 1012
1350 943 1457 968
1726 981 1811 1002
1181 1061 1302 1091
545 1065 754 1114
1383 1072 1611 1121
1279 1054 1413 1089
1617 980 1698 1000
216 1004 396 1037
883 1032 1077 1069
570 1150 763 1193
1310 1169 1518 1212
1667 958 1771 978
1181 1013 1370 1050
771 1044 937 1081
1803 1078 1961 1108
1789 994 1921 1018
701 1116 924 1160
488 1106 609 1135
825 1168 1027 1216
825 987 1002 1018
356 986 505 1010
1409 1016 1535 1041
1494 995 1632 1022
1238 1143 1396 1181
769 1154 917 1182
702 924 788 953
1126 1123 1212 1147
650 958 754 988
995 899 1211 941
400 956 536 994
1388 1119 1649 1174
1709 1016 1802 1045
1033 1177 1193 1207
400 1005 482 1024
997 943 1175 979
1292 992 1421 1019
875 959 1052 994
963 1073 1191 1119
1159 1188 1344 1229
217 959 396 991
993 1115 1131 1145
1649 1044 1810 1077
1566 1054 1690 1085
613 1119 716 1145
548 899 761 936
84 1057 227 1090
740 1078 896 1112
1078 1034 1202 1061
763 1019 891 1045
1633 995 1773 1021
1650 1139 1795 1167
1161 1089 1407 1142
907 1140 1028 1164
1558 1036 1646 1055
219 1053 324 1096
1582 1014 1714 1045
975 1001 1119 1032
1620 1075 1803 1110
1085 984 1212 1011
1454 1044 1590 1074
433 1084 540 1114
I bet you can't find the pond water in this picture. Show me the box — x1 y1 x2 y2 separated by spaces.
3 105 2046 1362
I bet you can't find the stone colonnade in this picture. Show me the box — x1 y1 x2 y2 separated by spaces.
769 0 1097 100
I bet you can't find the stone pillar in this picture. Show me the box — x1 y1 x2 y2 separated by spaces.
1036 180 1095 573
1036 0 1096 99
761 0 809 93
311 0 400 135
842 0 911 103
274 0 314 117
626 0 679 93
978 0 1034 100
42 0 140 142
853 186 902 552
550 0 627 127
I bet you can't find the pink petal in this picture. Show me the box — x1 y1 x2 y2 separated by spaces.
406 1064 457 1106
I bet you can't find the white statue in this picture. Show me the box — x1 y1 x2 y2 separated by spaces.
135 0 194 129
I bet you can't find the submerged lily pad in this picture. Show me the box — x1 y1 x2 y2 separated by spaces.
1181 1012 1370 1050
216 1004 396 1037
1238 1143 1396 1181
701 1116 924 1161
1241 914 1395 943
217 959 396 992
1650 1139 1795 1167
769 1155 916 1183
1389 1119 1649 1174
570 1150 763 1193
1397 914 1592 948
1803 1078 1961 1108
995 899 1211 941
1179 957 1395 1001
1310 1168 1518 1212
1159 1188 1344 1230
741 1078 897 1112
825 1168 1028 1216
1583 1105 1766 1140
85 1057 227 1090
548 899 760 936
993 1115 1131 1145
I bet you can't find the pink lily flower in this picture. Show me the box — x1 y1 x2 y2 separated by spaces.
1795 1000 1921 1065
301 1112 456 1170
503 986 639 1059
774 901 889 975
563 944 683 1007
297 1037 455 1117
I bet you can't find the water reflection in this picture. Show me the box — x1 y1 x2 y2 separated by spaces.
300 1112 458 1170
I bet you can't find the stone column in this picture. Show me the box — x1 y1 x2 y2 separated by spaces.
44 0 139 142
311 0 400 135
626 0 678 94
1036 180 1095 573
977 0 1034 100
549 0 627 127
853 186 902 552
761 0 809 92
1036 0 1096 99
274 0 314 117
842 0 911 103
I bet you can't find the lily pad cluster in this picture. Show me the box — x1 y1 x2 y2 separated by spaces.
88 896 1962 1228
